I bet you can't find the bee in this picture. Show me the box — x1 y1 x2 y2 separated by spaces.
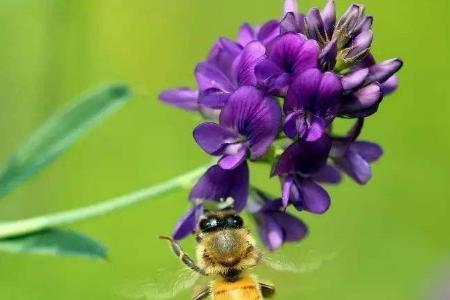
160 209 276 300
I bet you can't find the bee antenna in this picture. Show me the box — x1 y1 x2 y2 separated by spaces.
158 235 173 242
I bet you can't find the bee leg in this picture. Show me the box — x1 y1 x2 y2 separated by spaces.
192 287 210 300
159 236 207 276
259 282 275 298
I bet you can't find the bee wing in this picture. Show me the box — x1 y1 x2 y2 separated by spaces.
118 268 204 300
261 247 338 274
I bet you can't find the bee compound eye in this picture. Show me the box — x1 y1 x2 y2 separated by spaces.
225 215 244 229
199 217 219 232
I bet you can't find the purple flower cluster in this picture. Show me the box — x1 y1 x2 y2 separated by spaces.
159 0 402 250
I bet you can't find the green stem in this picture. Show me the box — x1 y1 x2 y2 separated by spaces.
0 164 211 239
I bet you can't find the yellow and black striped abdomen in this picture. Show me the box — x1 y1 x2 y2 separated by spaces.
211 276 262 300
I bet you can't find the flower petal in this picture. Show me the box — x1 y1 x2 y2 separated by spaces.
319 38 338 71
339 83 383 117
306 116 325 142
218 147 247 170
219 38 243 58
353 16 373 37
282 176 294 207
172 205 203 240
195 62 234 92
261 198 285 212
337 4 363 32
316 71 342 118
238 23 256 46
267 33 319 77
294 39 321 75
281 12 299 34
334 150 371 184
305 8 326 43
366 58 403 85
285 69 341 118
312 164 342 184
271 211 308 242
284 0 298 14
220 86 281 159
285 68 322 113
347 30 373 59
330 118 364 157
232 41 266 86
353 53 376 69
284 110 305 139
255 59 284 83
193 122 239 155
321 0 336 39
159 88 199 111
341 68 369 91
350 141 383 162
352 83 383 106
268 73 292 96
208 39 242 77
199 106 221 120
189 163 249 212
381 75 399 95
257 20 280 45
274 136 332 176
298 178 331 214
258 214 283 251
198 88 230 109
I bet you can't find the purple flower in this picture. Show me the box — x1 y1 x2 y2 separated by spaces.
237 20 280 47
196 41 266 112
160 0 403 250
281 1 372 72
190 163 249 212
273 135 332 177
328 118 383 184
279 1 403 118
238 0 301 47
339 56 403 117
194 86 281 170
280 12 305 36
255 33 320 95
281 175 333 213
331 140 383 184
207 38 243 79
304 1 337 46
310 1 373 71
160 39 266 118
273 136 336 210
249 191 308 251
172 204 204 240
283 0 299 15
280 0 306 35
158 88 199 112
284 68 342 141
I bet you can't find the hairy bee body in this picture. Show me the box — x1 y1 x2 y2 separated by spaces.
161 209 275 300
211 275 262 300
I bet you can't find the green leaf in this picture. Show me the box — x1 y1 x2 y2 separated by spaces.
0 85 131 199
0 229 107 259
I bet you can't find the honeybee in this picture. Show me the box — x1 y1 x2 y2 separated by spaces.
159 209 275 300
129 208 337 300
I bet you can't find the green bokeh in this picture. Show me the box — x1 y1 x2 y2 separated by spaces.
0 0 449 299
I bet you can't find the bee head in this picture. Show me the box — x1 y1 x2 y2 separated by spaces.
195 210 261 276
198 211 244 233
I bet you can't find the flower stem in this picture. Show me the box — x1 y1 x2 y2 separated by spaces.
0 164 211 239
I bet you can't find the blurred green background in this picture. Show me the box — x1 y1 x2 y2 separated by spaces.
0 0 449 299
